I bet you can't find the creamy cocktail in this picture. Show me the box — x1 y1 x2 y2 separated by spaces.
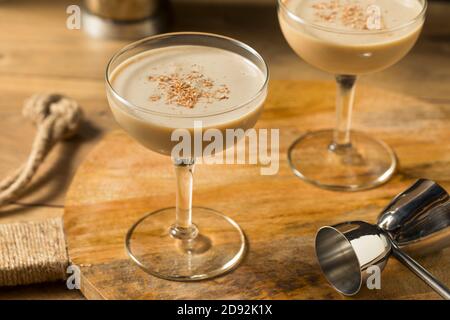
279 0 424 74
106 33 269 281
278 0 427 191
108 45 266 156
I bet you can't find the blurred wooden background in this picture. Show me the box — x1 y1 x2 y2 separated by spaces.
0 0 449 299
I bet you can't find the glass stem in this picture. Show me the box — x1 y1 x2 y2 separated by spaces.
331 75 357 150
170 158 198 240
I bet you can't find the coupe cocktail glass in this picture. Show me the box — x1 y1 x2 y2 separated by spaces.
278 0 427 191
106 33 268 280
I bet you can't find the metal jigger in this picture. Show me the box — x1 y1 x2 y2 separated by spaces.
315 179 450 299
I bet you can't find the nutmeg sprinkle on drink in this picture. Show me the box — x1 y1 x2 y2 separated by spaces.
311 0 385 30
148 69 230 109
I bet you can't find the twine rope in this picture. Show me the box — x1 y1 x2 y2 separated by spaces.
0 94 82 206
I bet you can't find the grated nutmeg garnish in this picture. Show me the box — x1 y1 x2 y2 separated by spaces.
148 69 230 109
149 95 161 102
311 0 385 30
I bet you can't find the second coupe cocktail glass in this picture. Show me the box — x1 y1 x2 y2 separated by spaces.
278 0 427 191
106 33 268 280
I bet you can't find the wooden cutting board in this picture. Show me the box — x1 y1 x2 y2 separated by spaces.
64 80 450 300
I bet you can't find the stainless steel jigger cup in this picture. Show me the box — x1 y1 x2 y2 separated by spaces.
315 221 391 296
315 179 450 299
378 179 450 255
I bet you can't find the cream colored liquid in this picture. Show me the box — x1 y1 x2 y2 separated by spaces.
108 45 267 156
279 0 425 74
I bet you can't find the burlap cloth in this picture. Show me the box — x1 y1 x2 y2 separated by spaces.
0 218 69 286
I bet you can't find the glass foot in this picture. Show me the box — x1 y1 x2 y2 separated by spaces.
125 207 246 281
288 129 397 191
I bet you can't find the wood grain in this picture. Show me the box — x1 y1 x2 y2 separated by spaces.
64 80 450 300
0 0 448 300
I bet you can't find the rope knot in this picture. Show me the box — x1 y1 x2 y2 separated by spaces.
0 94 83 206
23 93 83 140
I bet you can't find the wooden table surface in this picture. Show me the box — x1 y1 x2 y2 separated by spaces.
0 0 449 300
